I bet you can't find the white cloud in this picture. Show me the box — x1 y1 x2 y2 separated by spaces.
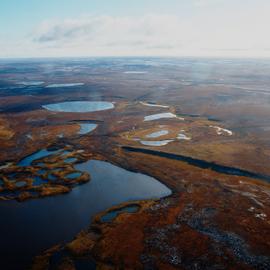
32 14 183 55
1 7 270 58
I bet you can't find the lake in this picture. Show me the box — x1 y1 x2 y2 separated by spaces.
0 160 171 270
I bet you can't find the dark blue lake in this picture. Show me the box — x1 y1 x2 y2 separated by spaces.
0 160 171 270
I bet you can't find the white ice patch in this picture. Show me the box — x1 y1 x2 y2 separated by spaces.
0 162 12 169
177 132 191 140
144 113 177 121
210 125 233 136
255 213 267 220
140 140 174 146
26 134 33 140
46 83 84 88
140 101 169 108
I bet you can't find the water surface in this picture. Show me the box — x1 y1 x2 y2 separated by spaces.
18 149 60 166
100 205 140 223
18 81 44 86
42 101 114 113
123 146 270 183
0 160 171 270
46 83 84 88
124 71 147 74
146 130 169 138
77 123 97 135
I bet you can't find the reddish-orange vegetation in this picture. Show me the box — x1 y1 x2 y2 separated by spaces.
1 60 270 269
30 139 270 269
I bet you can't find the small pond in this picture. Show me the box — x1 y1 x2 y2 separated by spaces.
77 123 97 135
100 205 140 223
42 101 114 113
146 130 169 138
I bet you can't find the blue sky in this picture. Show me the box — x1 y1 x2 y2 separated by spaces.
0 0 269 58
0 0 191 34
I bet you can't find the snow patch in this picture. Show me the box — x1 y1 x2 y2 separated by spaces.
210 125 233 136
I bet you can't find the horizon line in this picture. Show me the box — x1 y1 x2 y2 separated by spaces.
1 55 270 61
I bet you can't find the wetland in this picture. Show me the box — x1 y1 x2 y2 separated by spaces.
0 57 270 270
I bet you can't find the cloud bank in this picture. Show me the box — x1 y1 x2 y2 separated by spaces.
1 7 270 58
33 15 183 56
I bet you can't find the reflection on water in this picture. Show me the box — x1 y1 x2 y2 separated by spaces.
42 101 114 113
0 160 171 269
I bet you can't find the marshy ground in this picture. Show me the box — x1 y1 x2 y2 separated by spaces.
0 58 270 269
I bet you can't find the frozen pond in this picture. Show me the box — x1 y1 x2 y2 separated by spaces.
42 101 114 113
144 112 177 121
0 160 171 269
146 130 169 138
140 140 174 146
77 123 97 135
46 83 84 88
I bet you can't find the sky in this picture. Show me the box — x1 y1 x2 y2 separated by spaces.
0 0 270 58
